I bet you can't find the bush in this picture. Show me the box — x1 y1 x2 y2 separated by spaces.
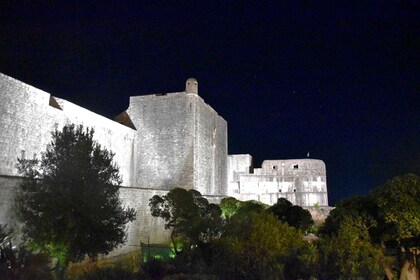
1 226 53 280
141 258 176 279
73 266 137 280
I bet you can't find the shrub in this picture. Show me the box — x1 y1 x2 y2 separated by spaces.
73 266 136 280
141 258 176 279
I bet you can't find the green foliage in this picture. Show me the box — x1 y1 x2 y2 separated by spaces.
320 174 420 278
219 197 241 218
234 200 267 218
213 211 307 279
0 226 53 280
371 173 419 245
149 188 223 254
141 257 176 279
219 197 268 220
14 124 136 276
317 216 384 279
320 195 382 242
73 266 137 280
267 198 314 232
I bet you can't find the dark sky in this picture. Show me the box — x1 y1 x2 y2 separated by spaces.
1 1 418 205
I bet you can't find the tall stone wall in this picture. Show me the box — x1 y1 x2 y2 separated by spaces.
0 73 165 256
113 187 171 256
0 73 229 258
0 72 330 258
0 176 171 257
0 177 21 227
0 73 136 185
193 95 228 196
126 93 195 190
125 92 227 196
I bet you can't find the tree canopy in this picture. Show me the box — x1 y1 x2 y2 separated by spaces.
372 173 419 245
317 215 383 279
14 124 136 276
320 173 420 279
212 211 311 279
149 188 223 254
267 198 314 232
320 195 383 242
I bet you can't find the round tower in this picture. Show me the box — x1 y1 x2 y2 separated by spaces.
186 78 198 94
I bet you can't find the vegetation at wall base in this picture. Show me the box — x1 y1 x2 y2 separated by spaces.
14 124 136 279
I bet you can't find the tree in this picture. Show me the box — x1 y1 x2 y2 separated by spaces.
14 124 136 278
219 197 241 219
320 174 420 279
372 174 419 245
371 173 419 279
149 188 223 254
267 198 314 232
317 216 384 279
320 195 383 242
212 211 309 280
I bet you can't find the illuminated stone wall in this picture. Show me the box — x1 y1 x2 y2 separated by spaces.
193 95 228 196
114 187 171 256
0 177 21 227
125 92 227 196
227 155 329 206
0 73 136 185
0 72 329 258
126 93 196 190
0 73 228 256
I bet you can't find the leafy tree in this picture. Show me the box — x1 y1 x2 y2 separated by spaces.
212 211 308 280
317 216 384 279
149 188 223 254
371 173 419 279
320 174 420 279
267 198 314 232
372 174 419 245
219 197 241 219
320 195 383 242
14 124 136 279
233 199 267 219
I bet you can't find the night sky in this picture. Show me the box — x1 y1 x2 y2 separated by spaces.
1 1 418 205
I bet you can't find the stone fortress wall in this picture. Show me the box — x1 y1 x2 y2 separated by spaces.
0 74 228 254
0 73 328 256
0 73 136 183
227 155 329 206
124 83 228 196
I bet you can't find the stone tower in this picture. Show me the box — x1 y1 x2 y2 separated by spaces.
118 78 227 196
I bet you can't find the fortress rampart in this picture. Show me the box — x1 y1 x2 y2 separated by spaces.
228 155 328 206
0 73 328 256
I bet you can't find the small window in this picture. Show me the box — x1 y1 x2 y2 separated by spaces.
293 164 299 170
272 165 277 170
293 189 296 192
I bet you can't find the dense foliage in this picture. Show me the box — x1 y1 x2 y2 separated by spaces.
149 188 223 254
212 211 312 279
321 173 419 279
148 175 419 279
267 198 314 232
14 124 136 278
0 226 53 280
318 216 383 279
